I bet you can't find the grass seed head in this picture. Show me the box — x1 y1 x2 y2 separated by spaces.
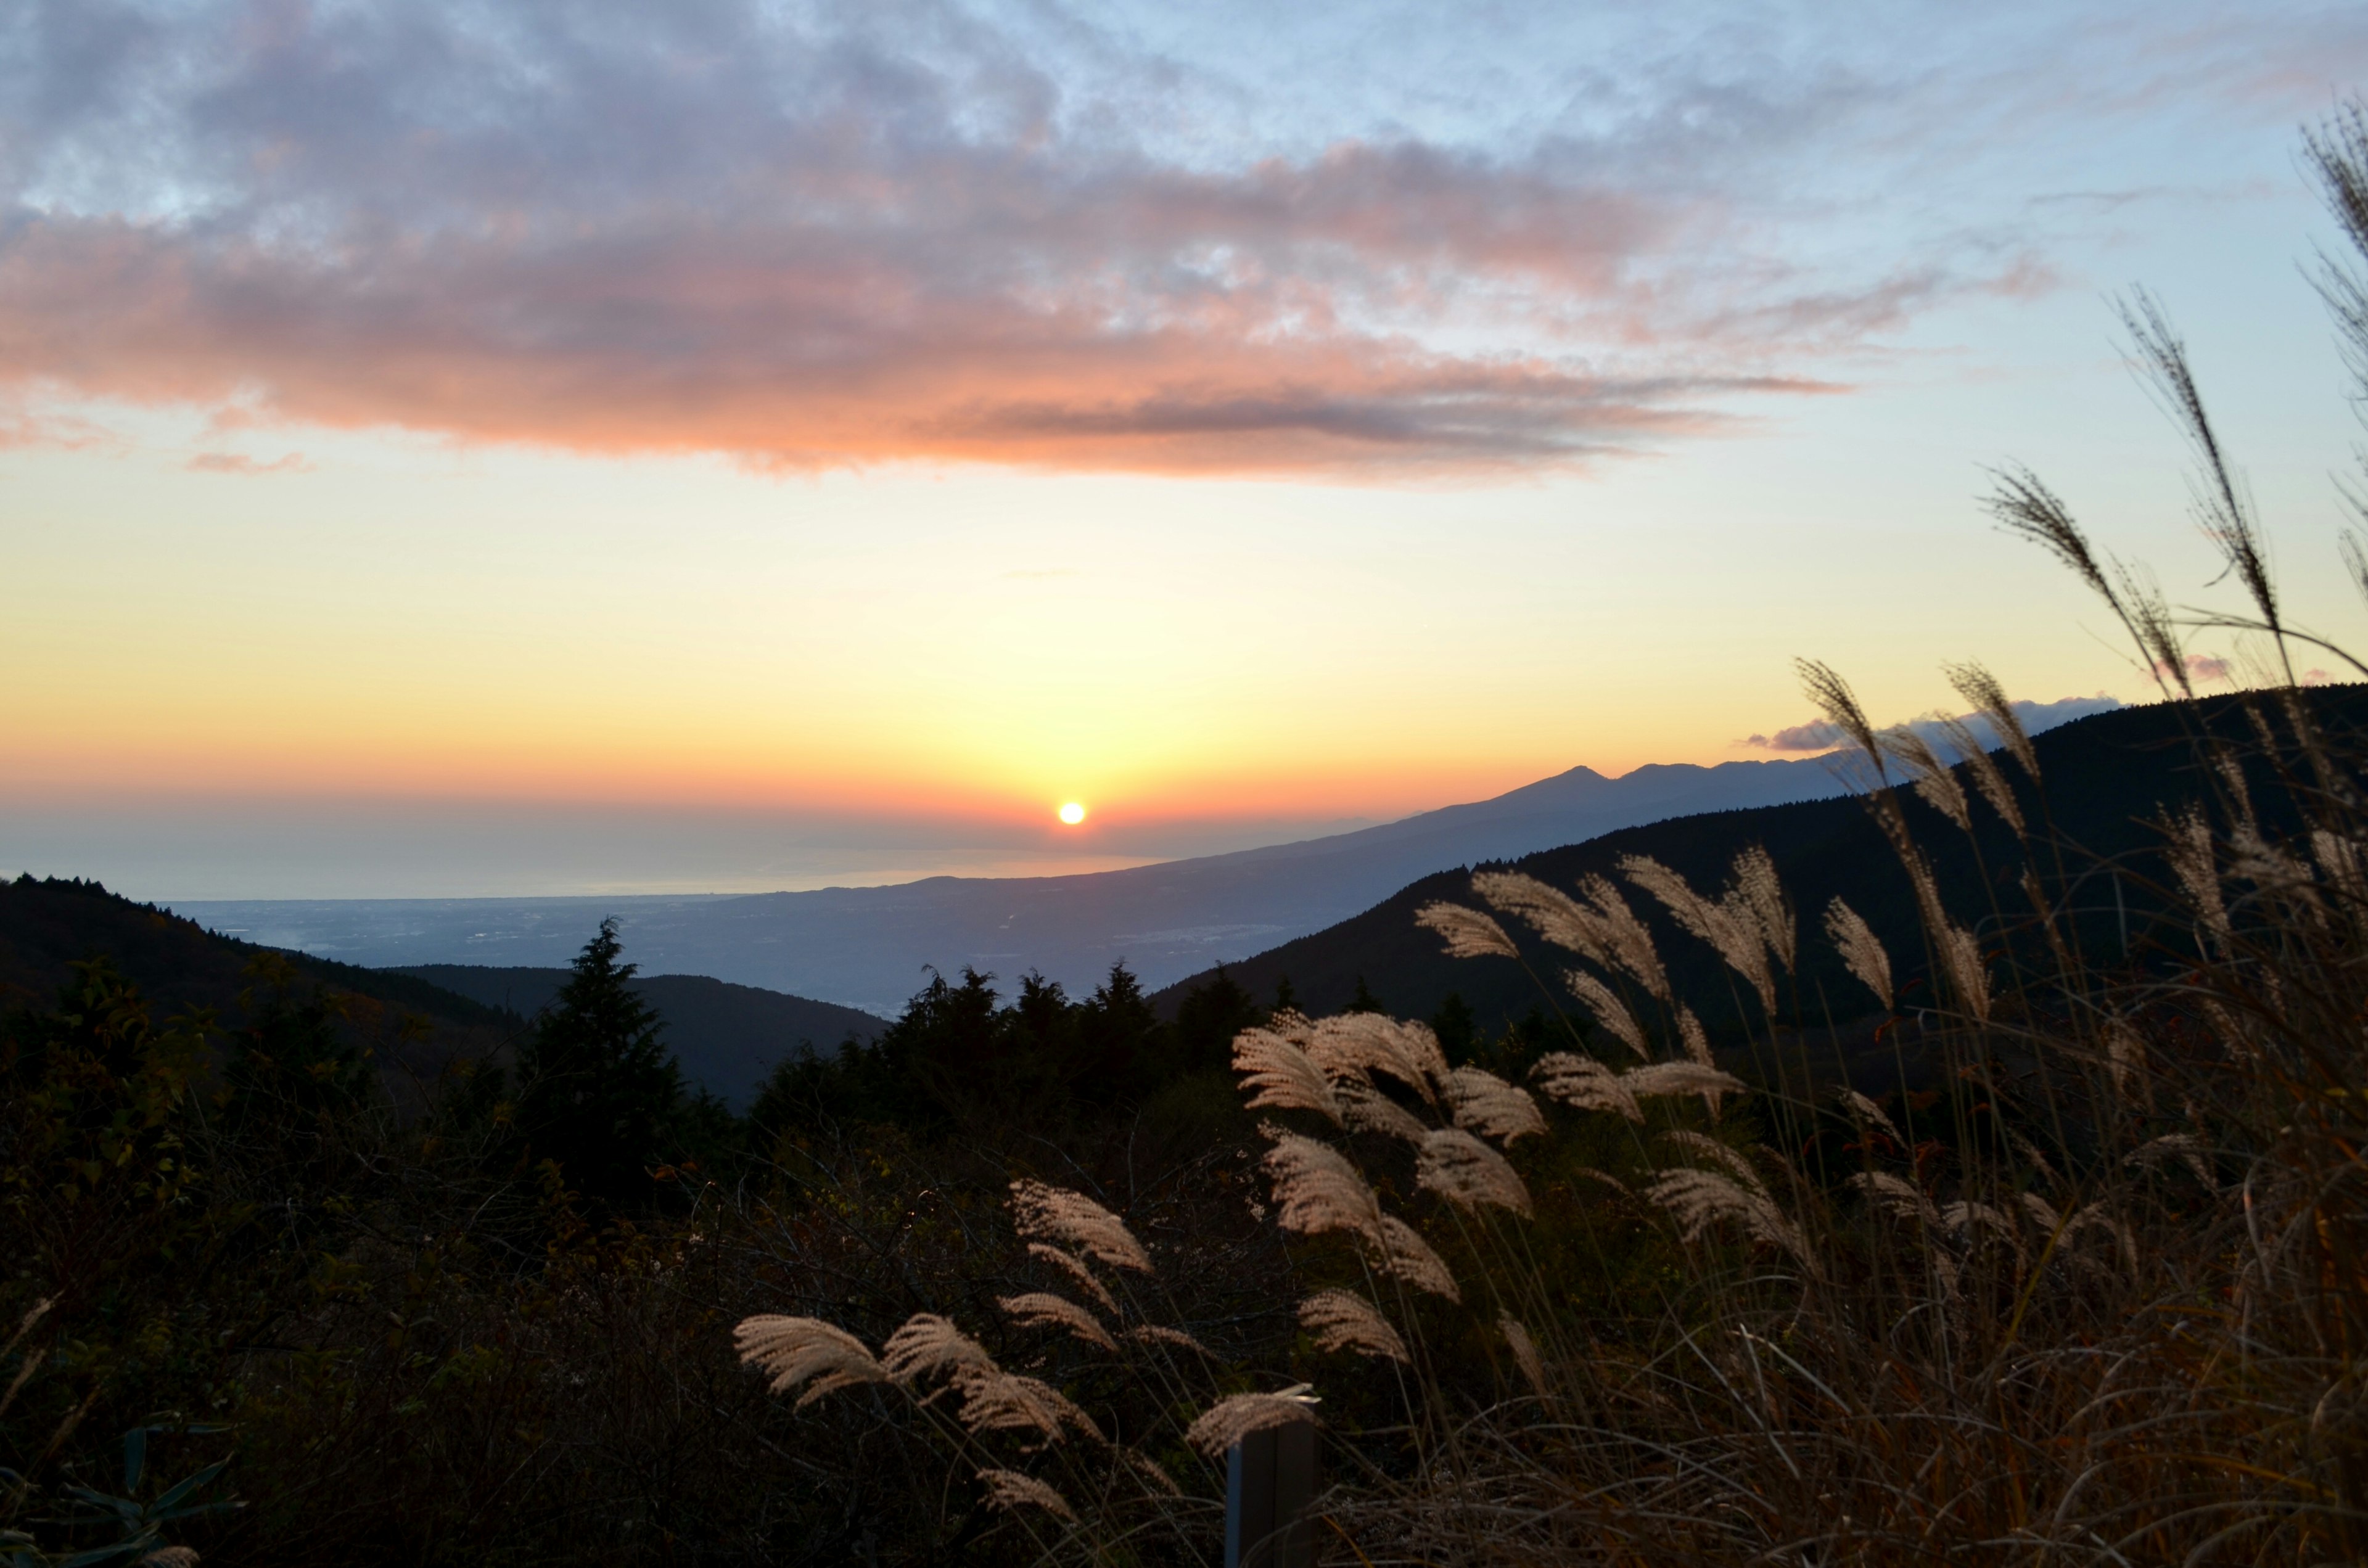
1299 1289 1410 1363
1009 1180 1154 1274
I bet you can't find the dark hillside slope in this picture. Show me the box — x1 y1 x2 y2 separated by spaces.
0 875 509 1027
0 874 514 1074
1151 690 2368 1036
392 965 887 1107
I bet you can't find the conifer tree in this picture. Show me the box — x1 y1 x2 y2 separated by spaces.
514 919 681 1210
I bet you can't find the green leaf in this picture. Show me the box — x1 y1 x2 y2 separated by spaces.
147 1458 228 1514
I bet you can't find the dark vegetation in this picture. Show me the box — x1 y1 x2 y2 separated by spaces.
390 965 886 1109
0 875 1302 1565
0 684 2322 1566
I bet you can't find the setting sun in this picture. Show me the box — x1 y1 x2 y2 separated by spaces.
1058 802 1086 825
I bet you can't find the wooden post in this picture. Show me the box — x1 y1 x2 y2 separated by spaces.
1225 1421 1317 1568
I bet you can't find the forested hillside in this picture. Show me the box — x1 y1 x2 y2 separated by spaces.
1152 690 2368 1036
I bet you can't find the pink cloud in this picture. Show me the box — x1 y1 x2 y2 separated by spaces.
2154 653 2233 684
186 450 310 475
0 0 2240 478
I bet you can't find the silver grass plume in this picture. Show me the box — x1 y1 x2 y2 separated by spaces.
956 1371 1103 1443
1579 873 1672 1000
998 1292 1117 1353
1298 1289 1409 1363
1531 1052 1642 1122
2103 1021 2151 1109
1261 1130 1461 1297
1846 1170 1937 1226
1938 922 1992 1022
1262 1131 1384 1240
1416 901 1520 959
1675 1004 1712 1068
1624 1060 1744 1114
1307 1012 1447 1102
1444 1065 1546 1143
1232 1027 1346 1125
1823 898 1893 1011
1621 854 1775 1014
2314 828 2366 903
1373 1215 1462 1301
1661 1129 1762 1184
1564 969 1647 1059
1125 1324 1216 1357
1646 1136 1810 1267
1835 1086 1903 1145
1499 1314 1547 1398
734 1316 888 1408
1027 1243 1119 1316
1944 660 2039 782
1880 725 1971 833
1796 659 1886 777
1009 1180 1154 1275
2128 1132 2219 1191
976 1469 1075 1522
1472 870 1613 966
1335 1075 1430 1142
1129 1450 1184 1496
1645 1169 1811 1266
1418 1127 1533 1216
1936 710 2026 834
881 1313 997 1385
1732 844 1796 972
1942 1199 2016 1240
1185 1388 1321 1458
2122 287 2292 679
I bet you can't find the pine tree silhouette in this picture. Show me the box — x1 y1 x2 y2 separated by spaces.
515 919 681 1212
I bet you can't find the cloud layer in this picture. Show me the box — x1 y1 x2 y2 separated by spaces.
1 1 2359 476
1746 695 2123 754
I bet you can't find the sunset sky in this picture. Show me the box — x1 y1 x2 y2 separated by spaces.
8 1 2368 897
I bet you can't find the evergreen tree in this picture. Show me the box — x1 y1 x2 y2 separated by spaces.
1429 991 1478 1064
513 919 682 1211
1077 962 1164 1099
1171 966 1264 1074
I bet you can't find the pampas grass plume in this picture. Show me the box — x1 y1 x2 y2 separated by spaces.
1299 1289 1409 1363
735 1315 889 1406
1185 1389 1321 1458
1499 1313 1547 1397
1531 1051 1643 1122
1026 1243 1119 1316
1416 901 1521 960
1564 969 1647 1059
1444 1065 1546 1143
1233 1027 1346 1125
977 1468 1077 1521
1262 1130 1385 1240
881 1313 997 1384
998 1292 1117 1352
1823 897 1894 1011
1416 1127 1533 1217
1010 1180 1154 1274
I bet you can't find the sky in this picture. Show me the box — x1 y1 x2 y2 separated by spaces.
7 1 2368 898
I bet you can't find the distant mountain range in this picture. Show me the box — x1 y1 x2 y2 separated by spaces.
171 702 2117 1017
176 755 1861 1014
1145 691 2368 1061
